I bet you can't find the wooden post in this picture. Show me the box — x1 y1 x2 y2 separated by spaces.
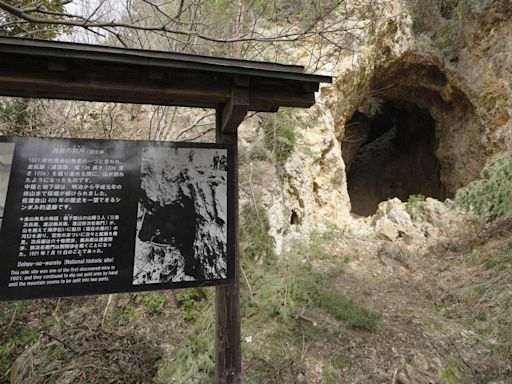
215 104 242 384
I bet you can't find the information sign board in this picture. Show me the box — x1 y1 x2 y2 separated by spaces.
0 136 234 301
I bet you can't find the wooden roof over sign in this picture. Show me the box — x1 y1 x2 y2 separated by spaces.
0 37 331 114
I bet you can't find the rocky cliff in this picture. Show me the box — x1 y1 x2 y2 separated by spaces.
241 0 512 250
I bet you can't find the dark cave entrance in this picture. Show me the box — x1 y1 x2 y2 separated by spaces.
343 100 446 216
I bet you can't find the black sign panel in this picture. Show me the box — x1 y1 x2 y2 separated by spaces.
0 137 235 301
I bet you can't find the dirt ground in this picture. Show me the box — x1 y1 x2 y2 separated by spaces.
273 217 512 384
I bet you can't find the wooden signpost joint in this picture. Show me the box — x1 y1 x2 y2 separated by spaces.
221 86 249 134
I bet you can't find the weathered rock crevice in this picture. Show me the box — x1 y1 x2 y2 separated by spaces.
344 100 446 216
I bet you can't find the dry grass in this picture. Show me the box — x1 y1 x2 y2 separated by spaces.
436 219 512 381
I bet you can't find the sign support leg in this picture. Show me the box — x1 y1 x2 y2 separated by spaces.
215 105 242 384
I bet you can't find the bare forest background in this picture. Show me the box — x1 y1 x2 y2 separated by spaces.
0 0 373 143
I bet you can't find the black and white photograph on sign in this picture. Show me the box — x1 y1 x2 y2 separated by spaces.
133 147 228 285
0 142 15 232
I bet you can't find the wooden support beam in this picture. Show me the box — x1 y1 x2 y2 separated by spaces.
0 69 230 109
221 86 249 133
215 104 241 384
47 59 67 72
0 53 320 110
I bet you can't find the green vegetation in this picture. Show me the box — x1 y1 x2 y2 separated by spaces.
240 251 378 382
240 201 275 263
138 292 168 316
239 218 379 382
0 301 56 382
246 259 379 330
244 109 317 166
439 221 512 382
261 111 300 164
175 288 209 321
317 287 380 330
297 224 352 261
406 194 427 220
155 206 379 383
0 98 43 136
441 357 463 384
119 303 139 325
238 143 273 163
158 302 215 384
0 0 70 39
482 248 512 272
323 353 350 383
455 152 512 222
157 291 214 384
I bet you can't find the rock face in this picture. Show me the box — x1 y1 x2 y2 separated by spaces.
373 198 415 242
248 0 512 249
371 197 455 244
341 111 371 172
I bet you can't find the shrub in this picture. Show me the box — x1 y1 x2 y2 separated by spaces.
175 288 209 321
163 315 214 383
455 152 512 222
137 292 168 316
261 111 298 164
0 98 43 136
238 143 272 163
253 261 380 330
406 194 427 220
157 294 214 383
240 202 275 263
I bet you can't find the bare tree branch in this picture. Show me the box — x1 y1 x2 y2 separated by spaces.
0 0 386 143
0 0 366 47
175 111 215 141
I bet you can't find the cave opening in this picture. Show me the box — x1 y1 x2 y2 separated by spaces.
343 100 446 216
